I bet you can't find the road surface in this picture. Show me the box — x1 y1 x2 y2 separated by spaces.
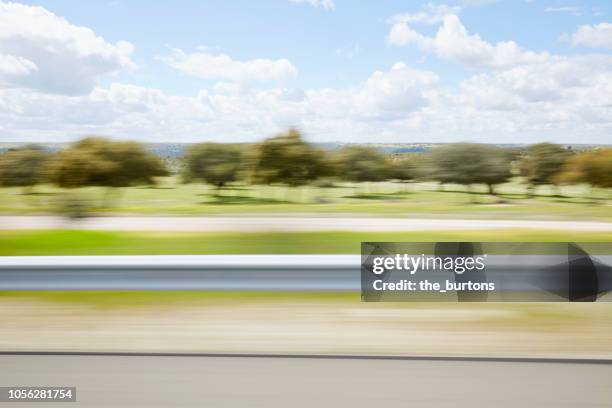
1 215 611 231
0 354 610 407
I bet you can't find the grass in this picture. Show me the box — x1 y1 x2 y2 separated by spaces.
0 290 609 328
1 229 612 256
0 290 358 308
0 176 610 220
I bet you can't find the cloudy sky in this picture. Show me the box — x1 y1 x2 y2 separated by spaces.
1 0 611 143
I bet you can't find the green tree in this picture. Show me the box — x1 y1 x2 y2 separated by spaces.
252 129 329 186
480 147 515 195
388 153 428 184
334 146 389 183
518 143 571 196
47 137 168 189
429 143 512 197
0 145 49 193
183 143 243 192
581 149 612 189
556 148 612 199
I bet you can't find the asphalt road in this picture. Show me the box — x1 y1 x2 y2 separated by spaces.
1 354 611 407
1 215 612 231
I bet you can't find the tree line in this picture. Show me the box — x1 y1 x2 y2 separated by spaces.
0 130 610 197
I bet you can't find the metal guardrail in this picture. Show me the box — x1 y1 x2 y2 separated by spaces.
0 255 361 291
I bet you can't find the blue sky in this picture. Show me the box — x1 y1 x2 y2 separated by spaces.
1 0 612 143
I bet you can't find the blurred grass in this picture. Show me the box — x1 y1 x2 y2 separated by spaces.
0 290 608 329
1 292 609 357
2 229 612 256
0 291 358 308
0 176 610 220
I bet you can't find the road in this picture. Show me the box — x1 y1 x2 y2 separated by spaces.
1 215 612 231
0 354 611 407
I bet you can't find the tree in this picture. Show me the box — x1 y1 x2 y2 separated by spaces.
556 148 612 196
47 137 168 189
580 149 612 189
479 147 515 195
252 129 329 186
518 143 571 196
334 146 389 183
183 143 243 192
429 143 512 197
388 153 427 184
0 145 49 193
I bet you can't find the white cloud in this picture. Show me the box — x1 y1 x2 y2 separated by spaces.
461 0 498 6
1 5 612 144
387 14 612 112
388 15 549 70
545 7 582 16
161 49 298 83
0 63 442 141
0 54 37 76
385 14 612 142
455 54 612 110
388 3 461 25
288 0 335 11
387 0 497 27
354 62 439 117
0 1 135 95
2 60 612 144
3 46 612 144
568 23 612 49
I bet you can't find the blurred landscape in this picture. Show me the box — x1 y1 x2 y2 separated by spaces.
2 1 612 405
2 292 612 358
0 132 609 219
0 131 611 359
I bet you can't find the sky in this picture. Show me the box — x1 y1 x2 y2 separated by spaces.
0 0 611 144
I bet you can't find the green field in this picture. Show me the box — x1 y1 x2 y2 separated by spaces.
1 229 611 256
0 290 358 308
2 290 609 359
0 176 610 220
